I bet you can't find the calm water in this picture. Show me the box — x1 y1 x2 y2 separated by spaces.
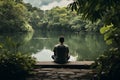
0 31 108 61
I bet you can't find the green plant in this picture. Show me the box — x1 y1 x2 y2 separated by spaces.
0 52 36 79
93 48 120 80
69 1 120 79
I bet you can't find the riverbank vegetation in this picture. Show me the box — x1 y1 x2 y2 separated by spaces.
0 38 36 79
0 0 102 33
28 5 101 32
0 0 33 32
69 0 120 80
0 52 35 79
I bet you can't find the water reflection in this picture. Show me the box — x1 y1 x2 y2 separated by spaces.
32 47 77 61
30 31 108 61
0 32 33 53
32 47 53 61
0 31 108 61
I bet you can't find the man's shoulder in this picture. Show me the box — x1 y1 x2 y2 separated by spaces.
64 44 68 47
55 44 60 47
55 44 68 48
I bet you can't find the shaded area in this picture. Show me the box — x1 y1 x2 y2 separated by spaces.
27 68 96 80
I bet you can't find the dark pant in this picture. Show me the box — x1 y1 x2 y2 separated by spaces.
51 55 70 64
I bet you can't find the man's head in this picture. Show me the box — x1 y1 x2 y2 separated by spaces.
59 36 64 43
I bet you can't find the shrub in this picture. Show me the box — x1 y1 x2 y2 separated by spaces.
0 52 36 79
93 48 120 80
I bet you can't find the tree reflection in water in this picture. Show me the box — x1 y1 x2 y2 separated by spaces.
0 31 108 61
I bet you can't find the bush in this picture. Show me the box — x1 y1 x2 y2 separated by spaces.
0 52 36 79
93 48 120 80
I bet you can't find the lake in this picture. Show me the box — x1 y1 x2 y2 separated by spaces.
0 31 108 61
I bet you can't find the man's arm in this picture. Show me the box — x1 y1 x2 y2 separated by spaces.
53 47 57 56
66 47 69 57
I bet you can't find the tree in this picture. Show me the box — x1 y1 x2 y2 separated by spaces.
0 0 33 32
69 0 120 80
69 0 120 45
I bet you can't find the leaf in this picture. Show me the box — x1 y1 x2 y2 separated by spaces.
100 24 113 34
106 39 112 45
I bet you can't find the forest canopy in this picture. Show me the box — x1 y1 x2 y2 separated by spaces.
0 0 102 32
0 0 33 32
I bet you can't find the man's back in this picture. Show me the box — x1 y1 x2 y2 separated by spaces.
53 44 69 63
52 36 70 63
55 44 68 58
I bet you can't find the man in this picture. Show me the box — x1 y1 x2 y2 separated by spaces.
52 36 70 63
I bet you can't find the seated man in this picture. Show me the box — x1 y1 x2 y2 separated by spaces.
52 36 70 63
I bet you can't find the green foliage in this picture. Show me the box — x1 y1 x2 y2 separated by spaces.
28 6 100 32
93 48 120 80
0 52 36 79
69 0 120 22
0 37 36 79
70 0 120 80
0 0 33 32
100 24 113 45
100 24 120 48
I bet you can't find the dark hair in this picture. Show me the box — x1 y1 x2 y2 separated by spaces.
59 36 64 43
